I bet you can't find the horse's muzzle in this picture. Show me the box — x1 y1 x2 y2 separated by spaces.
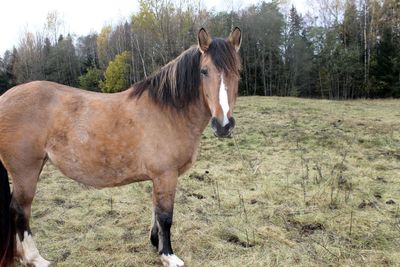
211 117 235 138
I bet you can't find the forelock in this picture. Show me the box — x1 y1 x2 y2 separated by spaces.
207 38 241 77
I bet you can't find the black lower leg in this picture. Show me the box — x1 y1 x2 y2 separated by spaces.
150 223 159 248
10 197 31 242
156 209 174 255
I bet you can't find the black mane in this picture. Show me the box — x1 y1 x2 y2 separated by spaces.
130 38 241 109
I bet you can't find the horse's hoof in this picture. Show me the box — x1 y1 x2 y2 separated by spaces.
160 254 184 267
20 256 51 267
32 257 51 267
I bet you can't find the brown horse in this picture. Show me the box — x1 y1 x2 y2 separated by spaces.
0 27 241 267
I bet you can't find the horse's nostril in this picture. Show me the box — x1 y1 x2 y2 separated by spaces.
211 117 219 130
228 117 235 128
211 116 236 138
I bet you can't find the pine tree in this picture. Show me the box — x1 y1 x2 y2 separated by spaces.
79 67 102 91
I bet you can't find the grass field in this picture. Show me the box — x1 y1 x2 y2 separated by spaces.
25 97 400 266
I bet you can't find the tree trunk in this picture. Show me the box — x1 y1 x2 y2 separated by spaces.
133 33 147 78
262 47 267 96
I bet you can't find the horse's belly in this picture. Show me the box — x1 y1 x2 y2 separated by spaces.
47 147 149 188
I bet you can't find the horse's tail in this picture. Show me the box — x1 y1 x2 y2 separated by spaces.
0 160 16 267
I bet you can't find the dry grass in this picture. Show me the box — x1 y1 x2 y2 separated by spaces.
24 97 400 266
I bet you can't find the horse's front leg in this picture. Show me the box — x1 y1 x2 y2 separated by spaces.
150 171 184 267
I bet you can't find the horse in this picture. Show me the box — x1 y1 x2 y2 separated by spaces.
0 27 242 267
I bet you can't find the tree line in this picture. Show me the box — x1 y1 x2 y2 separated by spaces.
0 0 399 98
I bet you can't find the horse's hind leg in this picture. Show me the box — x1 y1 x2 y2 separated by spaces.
7 156 50 267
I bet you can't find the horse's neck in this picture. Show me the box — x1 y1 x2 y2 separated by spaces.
165 100 210 142
130 90 210 138
184 98 211 137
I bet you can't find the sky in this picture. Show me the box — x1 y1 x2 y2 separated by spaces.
0 0 308 56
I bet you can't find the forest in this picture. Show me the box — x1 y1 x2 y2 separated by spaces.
0 0 399 99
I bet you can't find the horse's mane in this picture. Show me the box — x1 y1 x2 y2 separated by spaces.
129 38 241 109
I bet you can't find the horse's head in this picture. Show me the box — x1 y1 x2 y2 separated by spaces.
198 27 242 138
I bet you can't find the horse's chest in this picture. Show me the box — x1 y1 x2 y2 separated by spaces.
142 135 199 175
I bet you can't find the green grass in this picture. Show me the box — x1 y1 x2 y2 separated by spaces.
26 97 400 266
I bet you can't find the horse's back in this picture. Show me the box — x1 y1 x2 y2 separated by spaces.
0 80 108 120
0 81 68 133
0 80 58 126
2 80 97 103
1 80 55 107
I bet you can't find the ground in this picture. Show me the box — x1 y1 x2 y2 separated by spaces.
24 97 400 266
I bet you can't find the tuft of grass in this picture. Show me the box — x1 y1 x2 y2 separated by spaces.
21 97 400 266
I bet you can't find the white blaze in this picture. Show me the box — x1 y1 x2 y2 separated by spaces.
219 75 230 126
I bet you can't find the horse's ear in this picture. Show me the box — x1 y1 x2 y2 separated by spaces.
229 27 242 52
198 28 211 53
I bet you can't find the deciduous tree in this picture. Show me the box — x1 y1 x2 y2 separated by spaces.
100 51 130 93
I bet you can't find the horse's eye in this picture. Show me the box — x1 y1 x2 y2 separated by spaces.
200 68 208 76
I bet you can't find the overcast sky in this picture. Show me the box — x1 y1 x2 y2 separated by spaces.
0 0 308 55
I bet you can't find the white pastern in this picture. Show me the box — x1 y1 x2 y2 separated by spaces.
17 231 51 267
219 75 230 126
160 254 185 267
